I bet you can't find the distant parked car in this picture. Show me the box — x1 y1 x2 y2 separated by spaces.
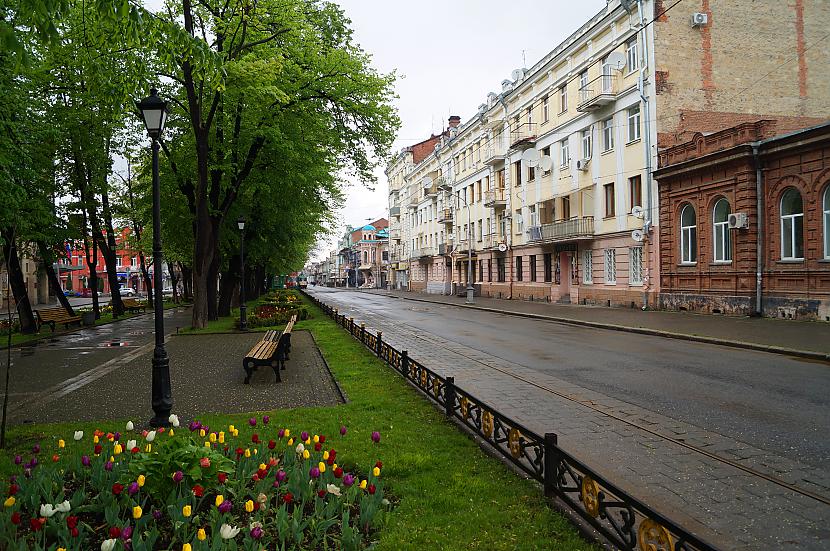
298 280 308 289
161 287 174 297
118 286 136 297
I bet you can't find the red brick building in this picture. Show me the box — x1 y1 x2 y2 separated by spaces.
655 120 830 320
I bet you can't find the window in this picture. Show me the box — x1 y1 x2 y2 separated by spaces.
630 247 643 285
515 256 523 281
479 260 484 282
629 175 642 210
528 205 537 227
604 183 615 217
583 250 593 283
579 70 588 92
487 259 492 282
544 253 553 282
541 146 551 174
528 165 535 181
514 161 522 187
526 106 533 126
116 256 123 267
542 95 549 122
780 188 804 260
562 196 571 220
559 85 567 112
602 118 614 152
626 37 638 73
560 139 570 167
497 257 506 282
131 257 138 267
477 220 483 241
604 249 616 284
627 106 641 142
713 198 732 262
680 204 697 263
515 209 524 234
824 186 830 259
581 128 592 160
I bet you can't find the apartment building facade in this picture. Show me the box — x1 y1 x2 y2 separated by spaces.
386 0 829 310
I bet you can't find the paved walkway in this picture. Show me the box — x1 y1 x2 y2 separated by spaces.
307 287 830 551
359 288 830 359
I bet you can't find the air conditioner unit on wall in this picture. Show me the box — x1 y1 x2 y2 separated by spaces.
728 212 749 229
691 13 708 27
576 159 590 172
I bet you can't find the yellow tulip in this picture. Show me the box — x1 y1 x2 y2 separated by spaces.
145 444 152 452
322 451 329 460
209 433 216 443
199 429 206 437
258 463 266 471
168 429 175 436
233 429 239 437
205 442 211 448
137 475 146 487
332 463 338 470
229 424 235 432
218 432 225 443
318 462 326 473
4 496 15 507
313 435 319 443
183 545 192 551
287 438 294 446
373 467 380 477
253 448 258 455
302 449 310 460
58 439 65 449
93 435 99 444
132 505 142 519
109 456 115 463
113 444 122 455
244 449 251 458
215 495 224 507
359 479 367 490
58 548 66 551
245 500 254 513
197 528 207 541
182 505 192 517
284 429 290 437
304 438 310 445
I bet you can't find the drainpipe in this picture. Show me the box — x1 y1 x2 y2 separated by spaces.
752 144 764 316
498 94 514 300
638 0 654 309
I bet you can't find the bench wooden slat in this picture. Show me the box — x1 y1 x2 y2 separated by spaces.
36 307 82 332
242 315 297 384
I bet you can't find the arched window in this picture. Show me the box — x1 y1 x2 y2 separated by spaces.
680 204 697 263
780 189 804 260
824 186 830 259
713 199 732 262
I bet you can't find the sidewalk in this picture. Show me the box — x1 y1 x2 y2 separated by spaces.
362 289 830 360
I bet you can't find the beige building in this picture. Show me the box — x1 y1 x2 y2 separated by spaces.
388 0 829 308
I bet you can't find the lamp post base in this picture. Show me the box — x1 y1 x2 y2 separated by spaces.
149 347 173 428
465 286 475 304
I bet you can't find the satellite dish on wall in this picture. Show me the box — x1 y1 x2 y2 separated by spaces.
421 176 434 189
498 243 508 252
521 149 540 165
631 205 644 219
631 229 644 243
538 155 553 172
604 51 626 71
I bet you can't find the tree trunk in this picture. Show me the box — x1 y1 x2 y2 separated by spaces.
255 265 266 298
141 254 153 307
179 263 193 300
36 241 75 315
1 229 36 334
99 191 124 316
167 261 179 303
87 235 100 319
217 254 241 317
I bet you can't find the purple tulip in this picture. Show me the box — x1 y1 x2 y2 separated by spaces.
262 415 270 425
9 475 17 484
32 444 41 454
340 426 347 436
276 470 287 482
81 455 91 467
249 417 257 427
251 526 263 539
104 461 113 471
128 482 139 496
309 467 320 479
371 431 381 443
29 457 38 467
343 474 354 487
114 432 121 442
121 525 133 540
152 509 163 520
301 431 309 441
272 480 280 488
173 470 184 483
23 468 32 478
278 429 285 438
218 500 232 513
13 455 21 465
188 421 201 432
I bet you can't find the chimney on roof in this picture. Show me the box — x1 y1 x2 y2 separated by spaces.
448 115 461 129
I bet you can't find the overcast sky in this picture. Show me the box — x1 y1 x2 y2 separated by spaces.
309 0 608 261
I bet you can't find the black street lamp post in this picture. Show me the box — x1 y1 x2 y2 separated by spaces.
237 216 247 330
136 89 172 427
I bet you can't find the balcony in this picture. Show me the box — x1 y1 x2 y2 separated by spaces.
437 208 454 224
484 188 507 208
389 206 400 217
486 235 506 250
482 139 507 165
527 216 595 243
412 247 438 260
509 123 537 150
577 73 619 112
390 229 401 241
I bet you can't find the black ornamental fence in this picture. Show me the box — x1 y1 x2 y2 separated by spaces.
303 291 720 551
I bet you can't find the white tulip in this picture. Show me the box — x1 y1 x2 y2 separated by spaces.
295 443 305 455
55 500 71 513
101 539 117 551
145 430 156 442
39 503 56 518
73 430 83 441
126 421 134 431
326 483 341 497
168 414 180 427
126 439 137 450
219 523 241 539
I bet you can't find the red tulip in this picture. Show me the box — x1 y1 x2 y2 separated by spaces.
30 518 46 532
109 526 122 538
314 442 322 452
94 444 102 455
268 440 276 449
66 516 79 529
317 489 326 498
368 484 376 495
319 435 326 443
282 492 293 504
8 484 18 496
10 512 21 525
334 467 343 478
112 483 124 495
52 454 60 462
375 461 383 469
192 484 204 497
131 447 140 454
251 433 260 444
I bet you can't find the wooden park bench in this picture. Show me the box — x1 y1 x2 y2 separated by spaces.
35 307 82 332
120 298 147 313
242 315 296 384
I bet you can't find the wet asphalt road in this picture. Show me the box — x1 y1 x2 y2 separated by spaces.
309 288 830 471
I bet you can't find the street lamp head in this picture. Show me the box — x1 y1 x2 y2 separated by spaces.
135 88 169 139
237 216 246 231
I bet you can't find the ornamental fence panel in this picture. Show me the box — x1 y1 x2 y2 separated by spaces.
301 291 719 551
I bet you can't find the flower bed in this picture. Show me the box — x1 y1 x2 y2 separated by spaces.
1 416 390 550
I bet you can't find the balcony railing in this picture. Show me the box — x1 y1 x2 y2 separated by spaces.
509 122 537 150
390 229 401 241
411 246 438 259
389 206 400 217
577 73 619 112
437 208 454 224
527 216 594 243
484 188 507 208
483 139 507 165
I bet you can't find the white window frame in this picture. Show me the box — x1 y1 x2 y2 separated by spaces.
780 189 804 260
581 128 592 160
542 95 549 122
823 186 830 259
601 118 614 152
528 205 537 227
626 37 638 73
116 256 123 268
627 106 641 143
559 85 567 113
680 204 697 264
560 138 570 167
604 248 616 284
579 70 588 91
583 249 593 284
629 247 643 286
713 198 732 263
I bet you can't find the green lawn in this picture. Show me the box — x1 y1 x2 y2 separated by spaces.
0 295 595 550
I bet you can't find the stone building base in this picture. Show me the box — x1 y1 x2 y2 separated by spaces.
658 292 830 321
